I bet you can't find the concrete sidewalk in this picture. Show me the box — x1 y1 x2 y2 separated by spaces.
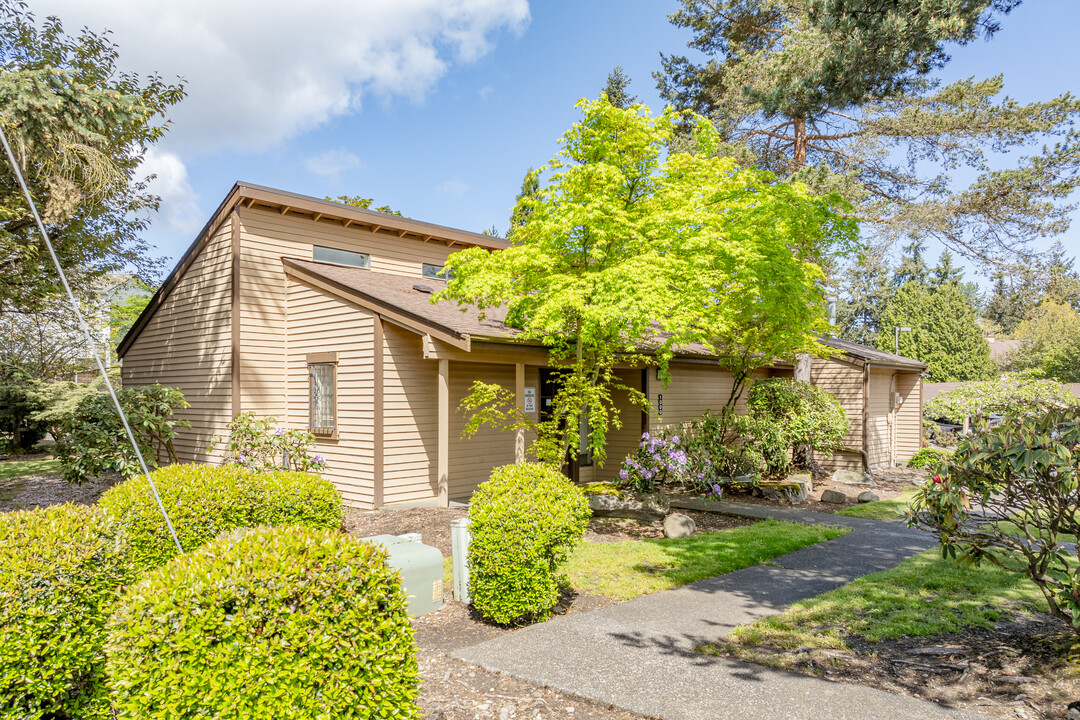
455 502 985 720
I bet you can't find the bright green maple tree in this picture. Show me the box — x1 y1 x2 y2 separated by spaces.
437 97 856 465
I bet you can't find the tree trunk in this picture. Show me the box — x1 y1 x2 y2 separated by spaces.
793 116 807 169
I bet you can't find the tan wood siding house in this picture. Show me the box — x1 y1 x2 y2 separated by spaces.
120 183 927 508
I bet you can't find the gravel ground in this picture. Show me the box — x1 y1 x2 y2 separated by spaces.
0 457 118 512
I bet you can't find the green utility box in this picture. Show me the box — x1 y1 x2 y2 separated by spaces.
362 534 445 617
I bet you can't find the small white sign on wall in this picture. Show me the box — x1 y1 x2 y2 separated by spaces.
523 386 536 414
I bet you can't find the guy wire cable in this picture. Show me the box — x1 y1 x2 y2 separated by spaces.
0 123 183 554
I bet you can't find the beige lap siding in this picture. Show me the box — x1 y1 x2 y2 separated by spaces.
381 324 439 505
447 362 519 499
867 369 894 467
284 278 375 508
120 218 233 464
894 372 923 463
234 206 460 429
650 362 741 431
592 369 647 482
811 357 866 471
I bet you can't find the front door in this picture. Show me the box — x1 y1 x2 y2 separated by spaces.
538 369 579 482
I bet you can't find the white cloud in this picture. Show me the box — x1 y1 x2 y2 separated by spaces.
28 0 531 155
437 178 469 198
478 85 495 101
305 149 363 181
139 148 203 234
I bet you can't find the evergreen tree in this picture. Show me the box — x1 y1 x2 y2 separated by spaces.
656 0 1079 268
892 239 930 287
876 281 994 381
931 250 964 287
982 270 1030 337
981 242 1080 335
508 167 540 233
1042 242 1080 309
0 2 185 310
603 66 638 109
834 241 892 345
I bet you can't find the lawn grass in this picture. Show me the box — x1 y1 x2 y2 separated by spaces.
564 519 849 600
0 457 60 481
835 487 919 521
710 548 1046 657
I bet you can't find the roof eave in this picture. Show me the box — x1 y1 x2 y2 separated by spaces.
118 182 508 358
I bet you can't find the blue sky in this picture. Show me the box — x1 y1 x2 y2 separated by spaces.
27 0 1080 284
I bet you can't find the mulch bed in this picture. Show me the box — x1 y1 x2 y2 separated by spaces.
717 614 1080 720
0 457 118 513
665 467 928 516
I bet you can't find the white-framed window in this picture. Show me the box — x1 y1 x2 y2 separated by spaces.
307 352 337 435
313 245 370 268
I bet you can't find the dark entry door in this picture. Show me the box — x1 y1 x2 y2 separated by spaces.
538 369 579 482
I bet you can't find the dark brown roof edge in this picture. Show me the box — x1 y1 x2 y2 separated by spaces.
118 182 507 358
117 183 243 358
281 258 470 349
823 337 928 371
236 182 508 251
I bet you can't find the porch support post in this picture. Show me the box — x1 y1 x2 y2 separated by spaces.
515 362 525 463
438 358 449 507
373 315 384 507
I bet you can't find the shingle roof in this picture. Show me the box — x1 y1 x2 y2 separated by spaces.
822 337 927 370
282 258 517 341
284 258 927 371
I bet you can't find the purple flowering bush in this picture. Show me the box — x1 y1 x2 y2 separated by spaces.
619 411 765 495
212 411 328 473
618 432 689 494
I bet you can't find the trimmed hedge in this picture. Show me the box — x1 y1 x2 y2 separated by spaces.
0 504 130 720
908 446 953 470
98 464 343 570
468 463 590 625
105 526 420 720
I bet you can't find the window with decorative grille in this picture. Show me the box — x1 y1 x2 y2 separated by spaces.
309 362 336 433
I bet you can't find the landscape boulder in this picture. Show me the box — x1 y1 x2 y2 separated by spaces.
830 469 876 487
663 513 696 539
820 489 848 504
857 491 881 503
588 492 670 522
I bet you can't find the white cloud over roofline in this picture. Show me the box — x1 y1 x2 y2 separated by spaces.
30 0 531 155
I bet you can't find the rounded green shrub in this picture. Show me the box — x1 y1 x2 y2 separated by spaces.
0 504 131 720
908 446 953 470
255 468 344 528
745 378 849 475
105 526 420 720
468 462 591 625
99 463 343 571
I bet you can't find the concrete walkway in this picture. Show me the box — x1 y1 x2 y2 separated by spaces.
455 501 986 720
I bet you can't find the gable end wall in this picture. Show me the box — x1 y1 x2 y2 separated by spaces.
120 217 233 463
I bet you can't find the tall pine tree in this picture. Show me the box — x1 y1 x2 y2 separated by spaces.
656 0 1079 268
834 240 891 345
